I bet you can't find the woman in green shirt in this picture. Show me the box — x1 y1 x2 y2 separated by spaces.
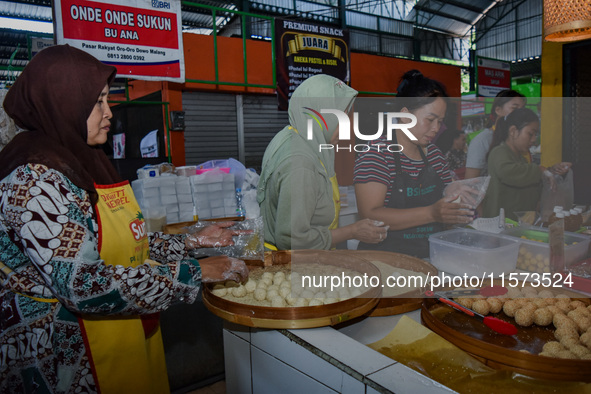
483 107 570 220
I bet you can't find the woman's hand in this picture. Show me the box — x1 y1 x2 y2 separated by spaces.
549 162 572 176
351 219 389 244
184 222 252 249
198 256 249 283
430 195 475 224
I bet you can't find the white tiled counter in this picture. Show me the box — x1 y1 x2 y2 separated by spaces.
223 310 456 394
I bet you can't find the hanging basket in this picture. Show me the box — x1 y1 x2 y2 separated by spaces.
544 0 591 42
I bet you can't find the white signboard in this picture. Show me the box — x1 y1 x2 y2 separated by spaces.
54 0 185 82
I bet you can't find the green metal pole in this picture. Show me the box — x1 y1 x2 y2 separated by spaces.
212 9 219 84
271 18 277 88
242 14 248 84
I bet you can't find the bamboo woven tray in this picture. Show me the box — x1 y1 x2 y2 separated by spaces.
202 250 381 329
347 250 438 316
421 297 591 382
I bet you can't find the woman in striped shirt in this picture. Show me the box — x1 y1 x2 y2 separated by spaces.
354 70 474 258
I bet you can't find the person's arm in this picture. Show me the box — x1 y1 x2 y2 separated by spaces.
0 165 239 315
355 182 438 230
272 161 332 250
464 132 488 179
489 148 542 187
464 167 482 179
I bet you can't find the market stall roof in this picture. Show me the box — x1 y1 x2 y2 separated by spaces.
0 0 504 83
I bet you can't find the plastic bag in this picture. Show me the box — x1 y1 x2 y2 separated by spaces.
443 176 490 209
242 169 261 219
185 217 264 261
540 169 574 222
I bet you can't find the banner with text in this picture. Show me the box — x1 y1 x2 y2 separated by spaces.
54 0 184 82
477 56 511 98
275 18 350 110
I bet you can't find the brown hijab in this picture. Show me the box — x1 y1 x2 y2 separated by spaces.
0 44 121 204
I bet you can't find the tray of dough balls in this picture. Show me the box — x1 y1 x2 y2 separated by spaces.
346 250 438 316
421 284 591 382
202 249 382 329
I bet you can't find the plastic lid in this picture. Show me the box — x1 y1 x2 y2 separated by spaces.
553 206 563 213
570 209 578 215
563 211 571 217
556 211 565 218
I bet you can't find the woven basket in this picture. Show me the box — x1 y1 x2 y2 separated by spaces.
544 0 591 42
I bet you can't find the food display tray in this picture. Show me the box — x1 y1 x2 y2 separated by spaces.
421 296 591 382
202 250 381 329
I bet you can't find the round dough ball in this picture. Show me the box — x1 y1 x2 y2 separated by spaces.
294 298 308 307
324 298 339 304
262 272 274 281
253 288 267 301
256 281 268 290
556 350 577 359
456 297 474 309
538 289 554 298
273 273 285 286
547 305 563 316
503 300 520 317
570 300 587 310
261 277 273 287
314 291 326 300
212 284 228 297
232 285 247 298
560 336 580 350
280 280 291 289
279 287 291 299
522 288 538 298
573 316 591 333
534 307 554 326
267 285 279 293
472 300 491 315
570 344 590 358
271 296 286 307
487 298 504 314
514 298 529 307
555 294 571 300
533 299 548 308
244 279 257 293
301 290 315 299
542 341 565 354
580 332 591 348
553 314 578 331
554 326 579 342
266 289 279 301
514 307 535 327
582 354 591 360
506 287 522 299
338 289 351 300
309 299 324 306
574 306 591 317
556 300 573 314
543 297 558 305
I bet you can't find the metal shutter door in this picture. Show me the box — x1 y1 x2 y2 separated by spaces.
182 91 239 165
242 95 289 172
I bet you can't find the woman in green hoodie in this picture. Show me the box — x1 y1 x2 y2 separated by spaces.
257 75 388 250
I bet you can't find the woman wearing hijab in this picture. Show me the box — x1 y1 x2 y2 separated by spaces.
0 45 247 393
257 75 387 250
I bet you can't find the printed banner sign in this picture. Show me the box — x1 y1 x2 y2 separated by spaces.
477 57 511 97
53 0 184 82
275 18 350 110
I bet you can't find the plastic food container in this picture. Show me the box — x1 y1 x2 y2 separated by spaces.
501 227 591 273
429 228 520 277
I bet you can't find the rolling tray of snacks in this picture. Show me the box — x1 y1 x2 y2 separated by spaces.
347 250 438 316
421 283 591 381
202 250 382 329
